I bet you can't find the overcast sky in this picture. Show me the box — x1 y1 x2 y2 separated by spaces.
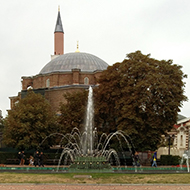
0 0 190 118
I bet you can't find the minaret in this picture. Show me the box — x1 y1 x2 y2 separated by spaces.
54 6 64 55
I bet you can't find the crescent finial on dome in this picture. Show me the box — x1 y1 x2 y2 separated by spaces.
75 41 80 53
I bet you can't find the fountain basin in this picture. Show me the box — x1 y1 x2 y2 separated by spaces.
69 156 113 172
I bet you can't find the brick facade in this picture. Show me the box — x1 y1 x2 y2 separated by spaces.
54 32 64 55
44 86 86 113
22 70 102 90
10 69 103 113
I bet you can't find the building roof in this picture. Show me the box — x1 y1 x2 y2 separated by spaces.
177 117 190 125
39 52 108 74
54 9 64 33
177 114 186 121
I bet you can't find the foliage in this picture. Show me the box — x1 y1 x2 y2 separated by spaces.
0 151 62 165
94 51 187 151
58 90 88 134
158 135 175 148
0 113 4 132
160 155 181 165
3 90 56 150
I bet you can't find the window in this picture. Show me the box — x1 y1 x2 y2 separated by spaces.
84 77 89 85
180 135 183 146
27 86 33 90
46 79 50 88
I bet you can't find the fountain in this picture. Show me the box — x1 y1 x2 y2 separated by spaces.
180 150 190 172
39 86 136 172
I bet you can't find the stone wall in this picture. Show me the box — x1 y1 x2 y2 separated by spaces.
157 147 185 158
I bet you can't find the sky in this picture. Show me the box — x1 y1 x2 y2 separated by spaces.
0 0 190 118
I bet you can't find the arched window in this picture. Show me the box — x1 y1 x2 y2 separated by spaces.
46 79 50 88
27 86 33 90
84 77 89 85
180 135 183 146
14 100 19 105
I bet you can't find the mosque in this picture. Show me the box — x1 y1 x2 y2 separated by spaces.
9 8 108 113
8 8 190 158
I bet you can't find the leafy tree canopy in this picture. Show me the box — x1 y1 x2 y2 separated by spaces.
0 114 4 146
58 90 88 134
3 90 56 150
0 114 3 129
94 51 187 151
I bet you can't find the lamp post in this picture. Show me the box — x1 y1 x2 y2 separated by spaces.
168 135 171 155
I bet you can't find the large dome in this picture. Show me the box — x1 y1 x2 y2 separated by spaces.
39 52 108 74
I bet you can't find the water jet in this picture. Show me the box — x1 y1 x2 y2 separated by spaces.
39 86 136 172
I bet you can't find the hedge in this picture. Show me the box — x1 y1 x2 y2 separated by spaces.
160 155 181 165
0 150 63 165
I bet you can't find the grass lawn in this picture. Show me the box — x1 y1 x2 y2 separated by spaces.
0 173 190 184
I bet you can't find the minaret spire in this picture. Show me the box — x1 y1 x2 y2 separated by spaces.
54 6 64 55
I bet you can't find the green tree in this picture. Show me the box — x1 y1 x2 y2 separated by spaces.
0 113 3 130
94 51 187 151
58 90 88 134
3 90 56 150
0 113 4 147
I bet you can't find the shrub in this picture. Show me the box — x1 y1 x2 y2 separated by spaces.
160 155 181 165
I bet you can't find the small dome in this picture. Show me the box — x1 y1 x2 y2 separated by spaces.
39 52 108 74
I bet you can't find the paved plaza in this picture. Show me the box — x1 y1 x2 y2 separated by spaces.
0 184 190 190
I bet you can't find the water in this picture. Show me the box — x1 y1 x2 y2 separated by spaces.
180 150 190 172
39 86 137 171
83 86 94 156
